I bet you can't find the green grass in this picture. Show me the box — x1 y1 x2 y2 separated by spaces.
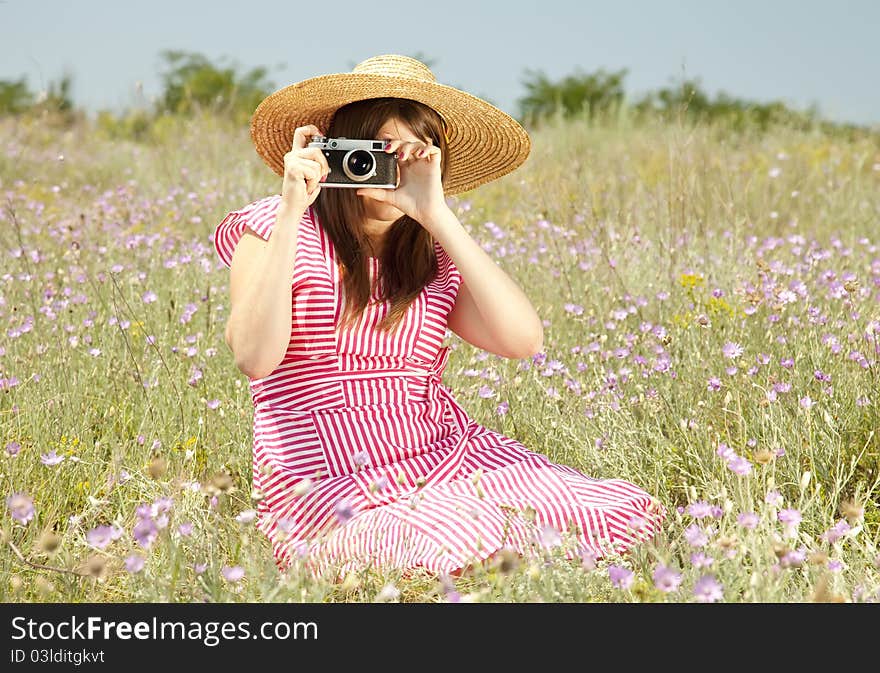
1 108 879 602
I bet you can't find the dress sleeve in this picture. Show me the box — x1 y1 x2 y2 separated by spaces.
434 240 463 297
212 194 284 268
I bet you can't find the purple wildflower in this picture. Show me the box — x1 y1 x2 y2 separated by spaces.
6 492 35 525
716 443 736 461
538 525 562 549
820 519 851 544
652 565 682 593
781 548 806 567
684 524 709 548
687 501 713 519
132 516 158 549
40 450 65 466
778 508 802 538
86 525 119 549
222 565 245 582
627 514 647 532
778 508 802 526
722 342 744 359
608 565 634 590
125 554 145 574
765 490 784 507
737 512 759 529
690 552 714 569
478 385 496 399
335 499 354 525
727 455 752 476
580 548 598 571
693 575 724 603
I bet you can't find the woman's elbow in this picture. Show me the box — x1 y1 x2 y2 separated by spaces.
227 334 282 380
528 327 544 357
513 323 543 359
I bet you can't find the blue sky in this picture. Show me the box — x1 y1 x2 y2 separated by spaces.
2 0 878 125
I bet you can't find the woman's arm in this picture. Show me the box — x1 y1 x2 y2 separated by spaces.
424 206 543 359
225 202 303 379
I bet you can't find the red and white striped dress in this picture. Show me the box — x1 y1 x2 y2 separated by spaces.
213 194 666 578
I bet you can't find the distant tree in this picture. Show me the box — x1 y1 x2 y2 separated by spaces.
634 76 820 132
155 50 276 123
517 67 628 126
0 70 77 123
0 77 35 115
40 70 76 114
633 77 712 119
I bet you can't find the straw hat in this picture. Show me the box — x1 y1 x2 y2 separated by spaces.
249 54 531 196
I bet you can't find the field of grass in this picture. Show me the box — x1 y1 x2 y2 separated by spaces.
1 108 879 602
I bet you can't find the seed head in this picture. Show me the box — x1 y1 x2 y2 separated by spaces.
494 547 520 575
81 554 108 579
753 449 775 465
147 456 167 480
808 551 828 565
839 499 864 524
201 471 235 496
37 530 61 555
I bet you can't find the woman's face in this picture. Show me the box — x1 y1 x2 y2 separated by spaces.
357 117 428 220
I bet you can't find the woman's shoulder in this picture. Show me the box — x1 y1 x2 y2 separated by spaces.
212 195 318 268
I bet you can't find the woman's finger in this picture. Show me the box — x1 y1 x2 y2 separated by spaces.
304 164 321 195
399 141 425 161
301 147 330 175
292 124 323 151
292 157 323 180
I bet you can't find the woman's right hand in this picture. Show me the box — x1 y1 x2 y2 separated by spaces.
280 124 331 214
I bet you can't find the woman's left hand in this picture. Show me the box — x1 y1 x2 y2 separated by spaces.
355 139 448 224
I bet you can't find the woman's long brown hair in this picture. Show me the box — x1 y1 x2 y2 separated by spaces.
311 97 450 335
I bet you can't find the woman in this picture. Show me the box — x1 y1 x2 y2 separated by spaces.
214 54 666 579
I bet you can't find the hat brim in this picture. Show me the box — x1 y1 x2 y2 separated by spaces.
250 73 531 196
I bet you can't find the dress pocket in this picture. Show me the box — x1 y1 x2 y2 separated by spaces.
309 398 453 479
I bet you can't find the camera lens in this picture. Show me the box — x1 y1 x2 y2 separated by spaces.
343 150 375 181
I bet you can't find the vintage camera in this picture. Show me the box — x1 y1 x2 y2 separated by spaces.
307 136 398 188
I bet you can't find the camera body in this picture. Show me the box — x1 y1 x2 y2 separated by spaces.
307 136 398 188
